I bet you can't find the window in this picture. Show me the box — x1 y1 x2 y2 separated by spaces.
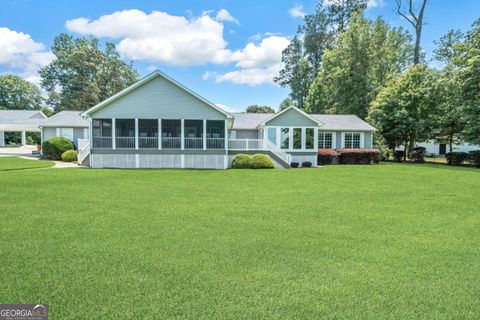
344 133 361 148
318 132 333 149
305 128 314 149
280 128 289 149
267 127 276 145
293 128 302 149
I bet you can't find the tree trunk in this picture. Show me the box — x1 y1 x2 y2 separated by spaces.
449 135 453 153
414 28 422 65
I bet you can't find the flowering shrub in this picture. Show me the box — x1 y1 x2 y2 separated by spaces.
317 149 338 165
337 148 380 164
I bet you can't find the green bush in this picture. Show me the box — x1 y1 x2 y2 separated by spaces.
61 150 77 162
338 149 380 164
231 154 252 168
412 147 426 163
468 150 480 167
394 150 405 162
446 152 468 166
251 154 275 169
42 137 74 160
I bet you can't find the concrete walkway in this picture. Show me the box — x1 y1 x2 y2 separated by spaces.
0 146 79 168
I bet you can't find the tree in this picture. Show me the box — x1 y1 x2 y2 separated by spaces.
40 34 139 112
327 0 368 33
0 75 43 110
395 0 428 65
245 105 275 113
274 37 312 109
279 98 294 111
306 13 413 118
368 65 439 159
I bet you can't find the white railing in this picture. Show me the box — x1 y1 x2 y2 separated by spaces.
116 137 135 149
78 140 90 164
184 137 203 149
93 137 112 148
139 137 158 149
206 138 225 149
228 139 264 150
162 137 181 149
264 140 291 165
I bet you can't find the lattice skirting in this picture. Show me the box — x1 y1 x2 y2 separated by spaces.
90 154 227 169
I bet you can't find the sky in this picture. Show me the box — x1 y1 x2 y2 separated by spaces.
0 0 479 112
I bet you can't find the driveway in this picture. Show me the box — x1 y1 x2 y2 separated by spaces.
0 146 38 158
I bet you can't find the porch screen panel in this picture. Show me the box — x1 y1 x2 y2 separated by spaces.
280 128 289 149
293 128 302 149
305 128 314 149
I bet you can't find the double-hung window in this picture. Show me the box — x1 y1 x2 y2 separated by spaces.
318 132 333 149
344 133 361 148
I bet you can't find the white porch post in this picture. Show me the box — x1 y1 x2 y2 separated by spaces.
181 119 185 150
203 119 207 150
301 128 306 150
158 119 162 150
276 127 281 148
288 127 293 150
135 118 139 150
224 120 228 151
314 127 319 150
89 118 93 148
112 118 116 149
360 132 365 148
21 131 26 146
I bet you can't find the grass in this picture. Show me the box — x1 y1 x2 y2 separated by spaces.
0 156 53 171
1 159 479 319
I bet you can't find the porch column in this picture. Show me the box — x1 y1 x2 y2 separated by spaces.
158 119 162 150
21 131 26 146
135 118 139 150
224 120 228 151
288 127 293 150
203 119 207 150
180 119 185 150
89 118 93 149
301 128 306 150
314 127 319 150
112 118 116 149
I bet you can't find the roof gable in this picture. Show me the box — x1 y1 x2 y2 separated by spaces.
83 70 232 119
262 107 321 127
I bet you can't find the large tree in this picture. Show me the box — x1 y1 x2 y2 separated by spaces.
0 75 43 110
327 0 368 33
245 105 275 113
368 65 439 158
40 34 139 112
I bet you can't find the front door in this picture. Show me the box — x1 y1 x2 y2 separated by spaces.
439 144 447 155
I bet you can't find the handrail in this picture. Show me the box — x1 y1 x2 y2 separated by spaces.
78 141 90 164
264 140 291 164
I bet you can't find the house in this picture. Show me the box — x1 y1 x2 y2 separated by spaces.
416 140 480 156
0 110 46 147
40 111 89 148
78 70 376 169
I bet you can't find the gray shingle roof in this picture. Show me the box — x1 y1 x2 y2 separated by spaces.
41 111 88 127
231 112 376 131
0 110 46 125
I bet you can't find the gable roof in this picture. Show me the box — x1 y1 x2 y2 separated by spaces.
231 111 376 131
82 70 233 118
260 106 322 126
0 110 46 125
41 111 88 127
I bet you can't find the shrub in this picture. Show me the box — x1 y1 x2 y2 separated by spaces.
446 152 468 166
317 149 337 165
302 161 312 168
42 137 74 160
231 154 252 169
290 162 299 168
337 149 380 164
251 154 275 169
411 147 426 163
468 150 480 167
394 150 405 162
61 150 77 162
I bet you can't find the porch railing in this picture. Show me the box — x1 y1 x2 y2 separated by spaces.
206 138 225 149
93 137 112 148
139 137 158 149
162 137 181 149
228 139 264 150
77 139 90 164
116 137 135 149
264 140 291 164
184 138 203 149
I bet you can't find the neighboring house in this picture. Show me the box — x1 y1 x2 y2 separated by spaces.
78 70 376 169
40 111 89 148
0 110 46 147
416 140 480 156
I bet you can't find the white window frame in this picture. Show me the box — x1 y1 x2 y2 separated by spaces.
342 132 364 149
318 132 335 149
264 125 319 151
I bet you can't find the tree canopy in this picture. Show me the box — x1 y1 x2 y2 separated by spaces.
0 75 43 110
245 105 275 113
40 34 139 112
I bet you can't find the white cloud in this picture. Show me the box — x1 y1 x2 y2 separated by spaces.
215 64 283 86
66 9 229 66
367 0 385 8
215 9 239 24
215 103 242 113
289 4 306 18
0 27 53 84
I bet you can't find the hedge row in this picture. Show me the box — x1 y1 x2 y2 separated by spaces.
231 154 275 169
446 151 480 167
317 148 380 165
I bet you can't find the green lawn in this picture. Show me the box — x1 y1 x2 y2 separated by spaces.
0 156 53 171
1 159 479 319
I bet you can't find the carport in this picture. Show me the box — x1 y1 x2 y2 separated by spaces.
0 110 46 147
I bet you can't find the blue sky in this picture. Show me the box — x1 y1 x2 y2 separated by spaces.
0 0 479 112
